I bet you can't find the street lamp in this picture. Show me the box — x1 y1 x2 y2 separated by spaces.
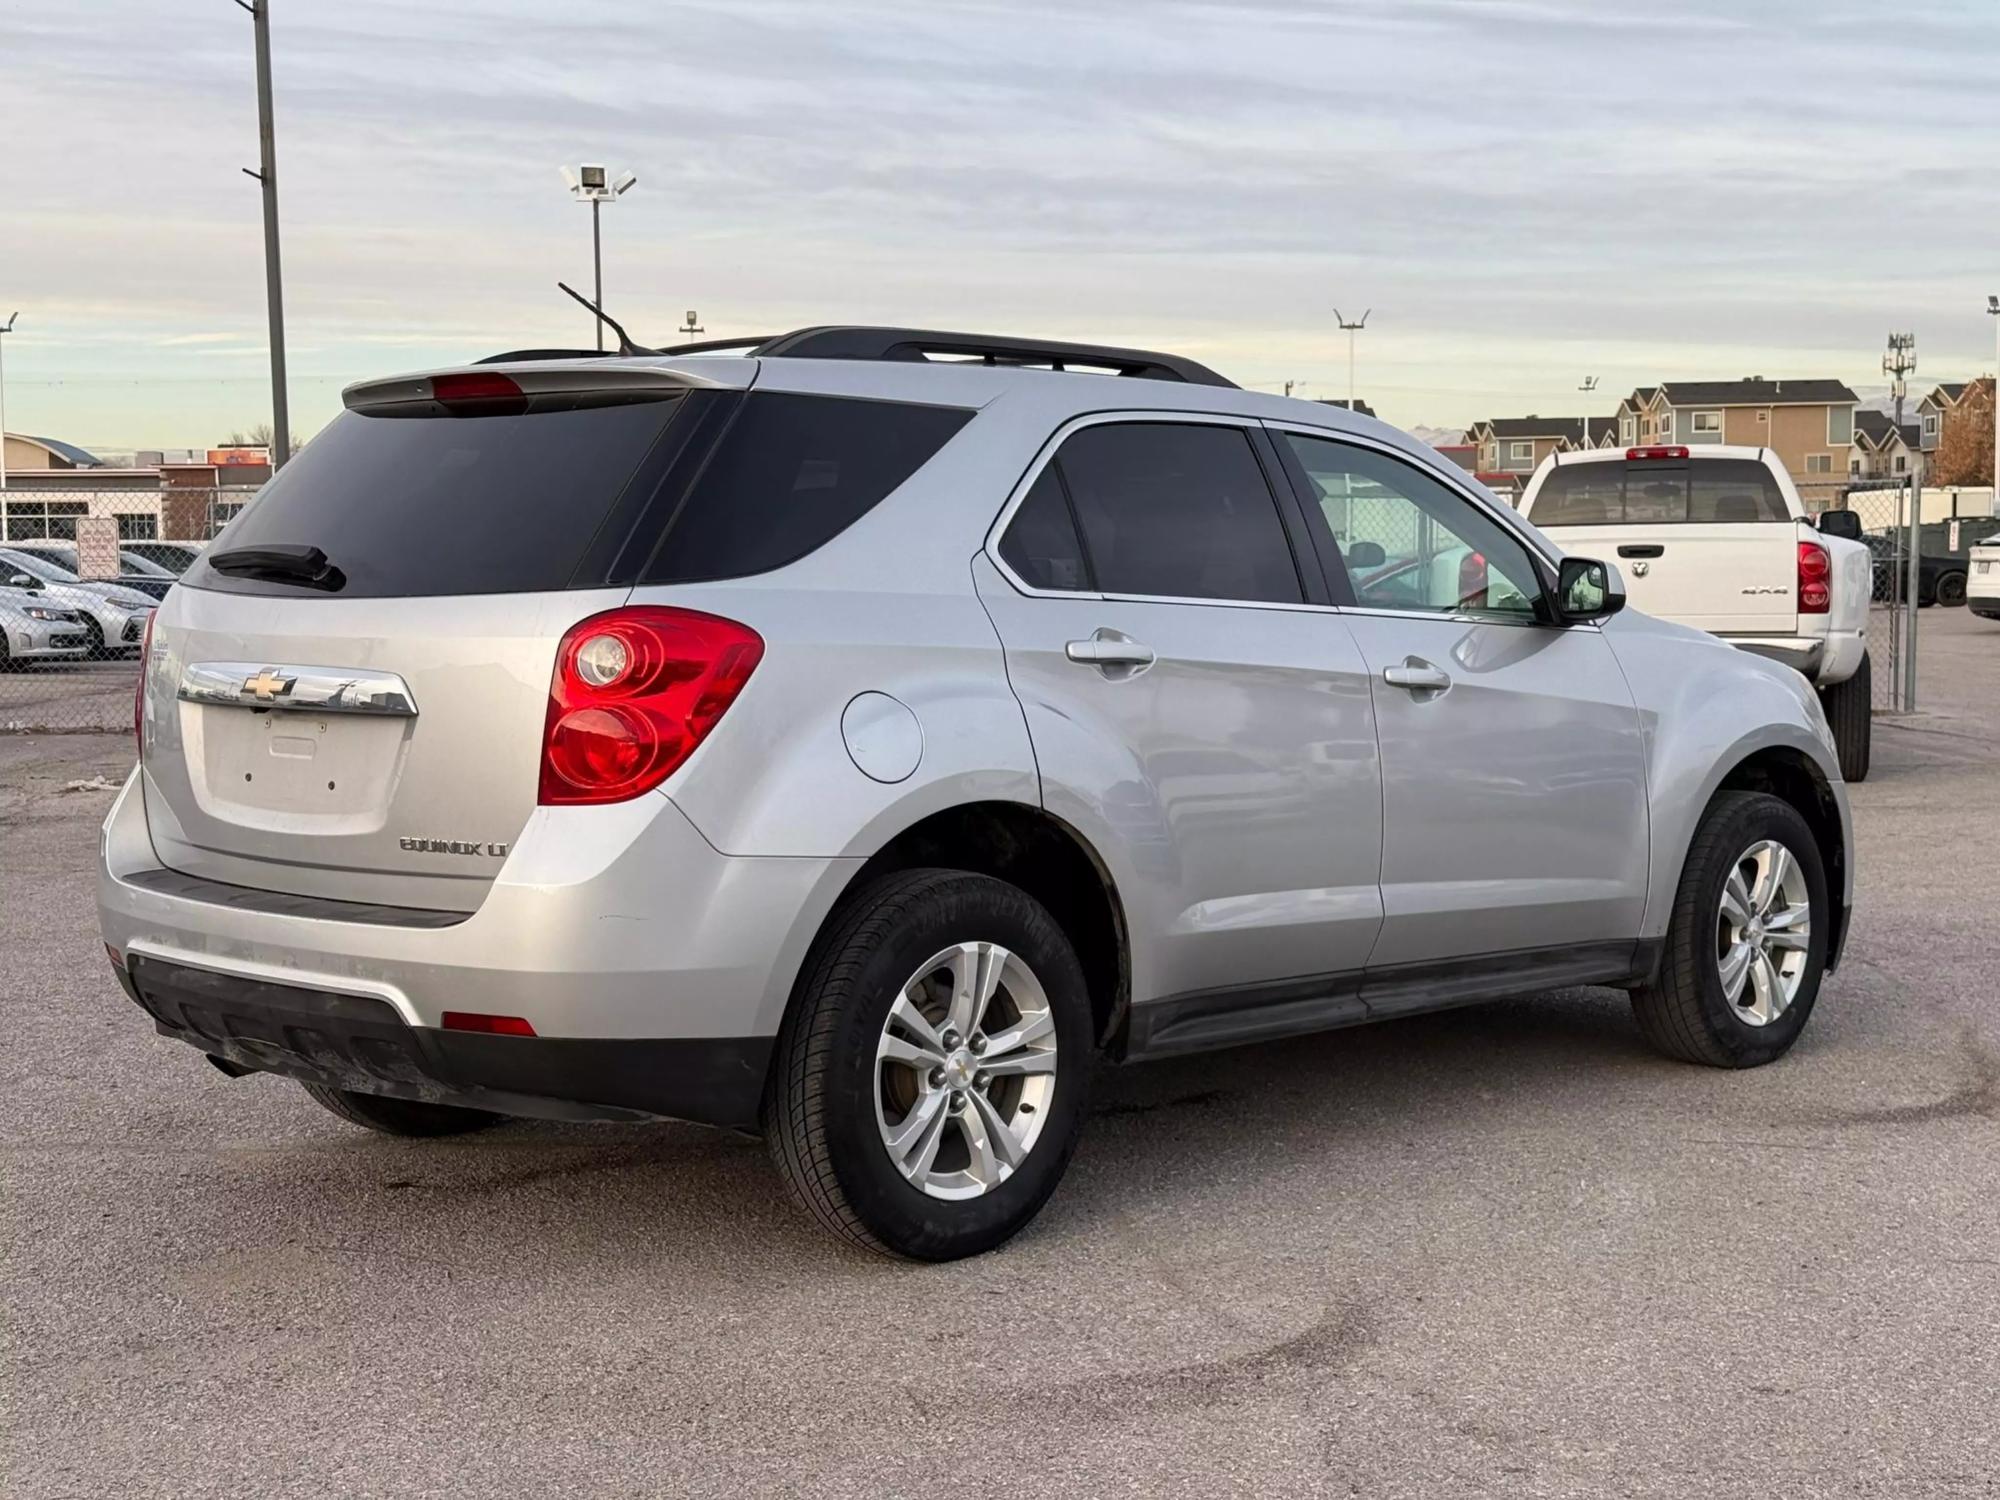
562 165 638 350
0 312 17 498
680 310 705 343
1987 295 1998 495
1333 307 1370 408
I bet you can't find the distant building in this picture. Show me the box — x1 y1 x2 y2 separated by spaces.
1 430 263 542
1316 398 1377 418
1850 411 1920 481
1432 443 1479 473
1613 379 1858 486
3 432 106 472
1916 383 1968 463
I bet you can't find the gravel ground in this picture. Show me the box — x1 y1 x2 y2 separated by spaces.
4 609 1996 1498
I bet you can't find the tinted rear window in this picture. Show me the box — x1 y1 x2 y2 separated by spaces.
185 389 972 598
637 393 972 584
1532 458 1789 525
187 397 684 598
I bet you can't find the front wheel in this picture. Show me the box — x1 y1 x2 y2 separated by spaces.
765 869 1094 1260
1819 653 1870 783
1631 791 1830 1068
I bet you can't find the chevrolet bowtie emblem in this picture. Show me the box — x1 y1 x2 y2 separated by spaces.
243 668 294 702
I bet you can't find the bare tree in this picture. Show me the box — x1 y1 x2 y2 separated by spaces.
221 421 304 453
1932 377 1994 487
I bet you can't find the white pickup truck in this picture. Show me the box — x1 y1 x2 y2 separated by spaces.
1519 444 1874 780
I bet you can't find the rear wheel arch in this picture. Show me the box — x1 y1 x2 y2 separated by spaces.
793 801 1129 1051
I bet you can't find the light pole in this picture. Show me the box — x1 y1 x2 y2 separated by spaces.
0 312 17 500
1578 375 1599 450
563 166 637 350
680 310 704 343
1884 332 1920 710
1333 307 1370 408
1987 295 1998 494
234 0 290 469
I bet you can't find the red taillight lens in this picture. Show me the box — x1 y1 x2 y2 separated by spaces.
1626 446 1690 461
1458 549 1489 609
1798 540 1831 614
440 1011 537 1036
133 612 155 755
539 606 763 805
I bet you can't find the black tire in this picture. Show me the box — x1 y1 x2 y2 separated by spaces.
0 628 13 673
1631 791 1830 1069
299 1081 502 1137
1819 653 1871 783
81 617 106 659
1936 570 1967 608
764 869 1094 1261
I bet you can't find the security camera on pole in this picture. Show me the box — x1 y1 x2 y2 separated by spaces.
562 165 638 351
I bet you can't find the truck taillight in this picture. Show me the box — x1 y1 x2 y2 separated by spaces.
133 612 155 755
539 606 763 806
1798 540 1831 614
1626 446 1689 461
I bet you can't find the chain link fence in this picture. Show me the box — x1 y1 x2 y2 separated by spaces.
1 488 244 733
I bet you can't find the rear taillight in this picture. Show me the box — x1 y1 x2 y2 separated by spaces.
1626 446 1689 461
432 371 527 416
1458 550 1489 609
1798 540 1831 614
539 606 763 805
133 612 155 755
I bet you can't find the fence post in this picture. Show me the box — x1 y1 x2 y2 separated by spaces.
1903 471 1921 711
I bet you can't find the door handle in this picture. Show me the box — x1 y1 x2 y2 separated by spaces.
1383 660 1451 693
1065 633 1155 669
1617 544 1664 559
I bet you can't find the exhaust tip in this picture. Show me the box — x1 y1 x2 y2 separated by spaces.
205 1054 257 1080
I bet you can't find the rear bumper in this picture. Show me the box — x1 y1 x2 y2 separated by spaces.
97 768 862 1125
119 954 771 1126
1970 595 2000 620
1716 634 1824 674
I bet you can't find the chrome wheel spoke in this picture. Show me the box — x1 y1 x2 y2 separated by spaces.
1720 870 1754 931
887 994 948 1061
890 1091 951 1181
964 1089 1026 1181
878 1031 941 1070
1751 845 1792 916
1719 940 1755 1002
976 1047 1056 1079
946 942 1009 1039
979 1009 1055 1060
1745 949 1781 1023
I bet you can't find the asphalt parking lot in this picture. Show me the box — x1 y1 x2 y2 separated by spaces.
5 609 1996 1499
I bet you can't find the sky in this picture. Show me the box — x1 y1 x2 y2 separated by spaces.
2 0 1996 451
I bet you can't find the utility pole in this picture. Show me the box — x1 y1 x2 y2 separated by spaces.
0 312 17 500
1987 296 1998 495
1578 375 1599 450
680 310 705 344
1333 307 1370 408
236 0 290 469
1884 332 1920 711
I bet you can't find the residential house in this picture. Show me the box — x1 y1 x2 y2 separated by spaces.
1850 411 1920 481
1917 383 1968 466
1316 398 1377 418
1613 379 1858 489
1432 442 1479 473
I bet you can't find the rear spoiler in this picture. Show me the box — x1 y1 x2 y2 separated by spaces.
341 359 754 413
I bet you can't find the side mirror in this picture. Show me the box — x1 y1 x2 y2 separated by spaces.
1817 508 1863 541
1556 556 1625 622
7 574 39 591
1346 540 1386 569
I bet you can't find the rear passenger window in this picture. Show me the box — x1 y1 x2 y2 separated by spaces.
1052 423 1302 604
999 468 1092 591
642 393 973 583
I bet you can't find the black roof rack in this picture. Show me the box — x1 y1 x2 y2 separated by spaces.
476 326 1234 387
751 327 1235 387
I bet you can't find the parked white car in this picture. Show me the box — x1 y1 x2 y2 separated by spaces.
0 547 156 657
1969 532 2000 623
0 589 91 667
1519 445 1874 780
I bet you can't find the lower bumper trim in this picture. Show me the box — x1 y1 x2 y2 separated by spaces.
123 955 772 1128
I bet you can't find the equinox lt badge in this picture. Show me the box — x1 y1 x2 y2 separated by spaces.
399 837 509 857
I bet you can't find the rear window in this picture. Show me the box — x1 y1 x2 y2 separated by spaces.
185 389 971 598
1531 458 1789 525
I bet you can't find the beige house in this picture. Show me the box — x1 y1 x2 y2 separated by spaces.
1850 411 1919 481
1466 416 1587 479
1612 380 1857 487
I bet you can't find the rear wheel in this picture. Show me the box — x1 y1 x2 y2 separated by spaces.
299 1081 501 1137
1819 653 1870 783
81 618 106 659
765 869 1093 1260
1936 570 1967 608
1631 791 1829 1068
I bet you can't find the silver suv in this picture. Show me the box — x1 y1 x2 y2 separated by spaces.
98 327 1853 1259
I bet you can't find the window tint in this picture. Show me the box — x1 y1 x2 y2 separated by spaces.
641 393 972 584
188 397 686 598
1054 423 1301 604
999 467 1091 591
1531 458 1788 525
1282 434 1542 620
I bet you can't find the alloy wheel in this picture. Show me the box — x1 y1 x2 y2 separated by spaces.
874 941 1058 1201
1716 839 1812 1026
